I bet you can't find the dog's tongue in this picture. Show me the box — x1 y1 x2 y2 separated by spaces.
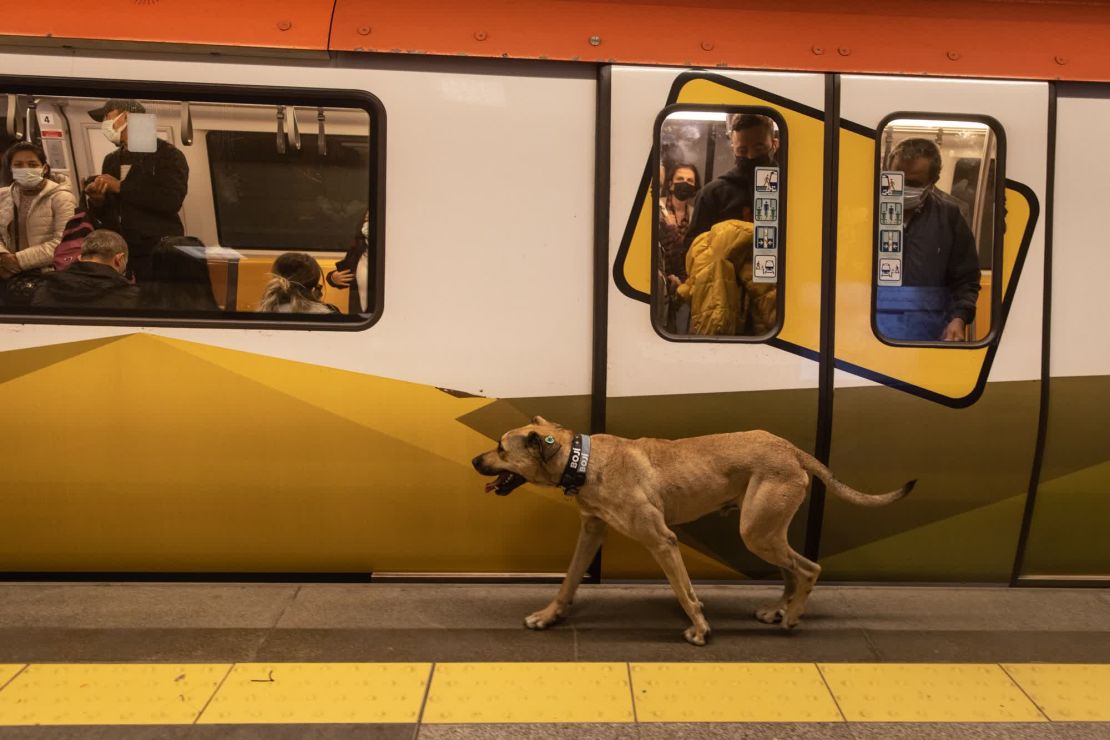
485 472 526 496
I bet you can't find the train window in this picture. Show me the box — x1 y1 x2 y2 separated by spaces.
652 106 786 341
0 84 383 329
873 115 1004 346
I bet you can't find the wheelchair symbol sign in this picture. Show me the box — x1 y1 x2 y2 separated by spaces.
880 171 904 197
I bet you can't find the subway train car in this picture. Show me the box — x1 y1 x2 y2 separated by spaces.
0 0 1106 586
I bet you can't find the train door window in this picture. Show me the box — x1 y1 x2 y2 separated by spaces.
873 115 1004 346
652 106 786 341
0 83 384 329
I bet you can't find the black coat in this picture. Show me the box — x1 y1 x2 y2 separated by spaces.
31 261 139 309
683 164 754 251
90 139 188 257
326 238 369 314
902 189 981 324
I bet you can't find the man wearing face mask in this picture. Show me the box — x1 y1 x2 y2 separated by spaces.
683 114 779 252
84 99 189 282
877 138 981 342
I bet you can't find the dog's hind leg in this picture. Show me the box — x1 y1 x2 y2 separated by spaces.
740 478 821 630
525 515 607 631
755 567 796 625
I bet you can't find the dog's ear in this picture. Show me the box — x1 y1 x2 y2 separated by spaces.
527 430 561 463
531 415 551 426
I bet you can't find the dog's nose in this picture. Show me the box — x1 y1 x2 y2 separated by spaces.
471 455 483 471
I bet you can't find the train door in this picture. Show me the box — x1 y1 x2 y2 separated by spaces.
1017 83 1110 583
820 76 1048 581
606 67 828 578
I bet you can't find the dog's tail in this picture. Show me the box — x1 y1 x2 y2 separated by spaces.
796 451 914 507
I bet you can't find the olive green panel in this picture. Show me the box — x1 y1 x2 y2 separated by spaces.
1021 375 1110 576
822 380 1040 581
606 388 819 579
820 492 1028 581
456 395 592 441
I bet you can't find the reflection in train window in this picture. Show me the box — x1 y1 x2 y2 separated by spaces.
874 116 1003 345
0 89 380 326
208 130 370 251
652 107 786 341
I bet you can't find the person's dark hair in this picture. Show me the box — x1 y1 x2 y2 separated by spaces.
1 142 51 186
730 114 777 140
667 162 701 192
887 137 943 183
258 252 327 312
139 236 221 312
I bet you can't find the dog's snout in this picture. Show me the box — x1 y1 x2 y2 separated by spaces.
471 455 485 471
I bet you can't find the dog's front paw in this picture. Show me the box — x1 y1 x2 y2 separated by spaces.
683 624 711 646
754 604 785 624
524 604 564 630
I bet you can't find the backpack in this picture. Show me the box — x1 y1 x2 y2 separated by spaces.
54 209 97 271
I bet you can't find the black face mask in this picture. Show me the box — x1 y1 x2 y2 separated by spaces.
736 154 774 179
671 181 697 201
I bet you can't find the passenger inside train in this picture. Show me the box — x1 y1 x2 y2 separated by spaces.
0 92 374 320
654 110 783 338
876 118 999 343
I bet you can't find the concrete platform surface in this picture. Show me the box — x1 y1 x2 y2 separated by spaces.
0 582 1106 739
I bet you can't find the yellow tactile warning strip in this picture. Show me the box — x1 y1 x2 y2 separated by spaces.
198 663 431 724
0 665 25 690
0 662 1106 725
819 664 1048 723
632 663 843 723
422 663 635 723
0 664 229 726
1003 663 1110 721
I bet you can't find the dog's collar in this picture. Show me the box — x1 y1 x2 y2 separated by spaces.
558 434 591 496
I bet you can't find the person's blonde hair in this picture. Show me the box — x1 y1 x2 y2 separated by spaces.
258 252 325 312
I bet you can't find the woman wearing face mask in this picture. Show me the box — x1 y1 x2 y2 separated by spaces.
657 163 700 333
325 210 372 314
0 143 77 294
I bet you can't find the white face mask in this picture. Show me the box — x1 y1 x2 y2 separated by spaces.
361 222 370 240
903 184 930 210
101 116 125 145
11 167 45 188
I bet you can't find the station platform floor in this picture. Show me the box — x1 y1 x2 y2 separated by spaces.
0 581 1107 738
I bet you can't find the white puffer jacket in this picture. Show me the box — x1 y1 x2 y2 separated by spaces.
0 174 77 271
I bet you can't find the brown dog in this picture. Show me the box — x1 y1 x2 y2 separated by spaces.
472 417 912 646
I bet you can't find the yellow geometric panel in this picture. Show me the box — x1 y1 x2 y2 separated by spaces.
422 662 634 723
1003 663 1110 721
0 663 229 725
617 74 826 352
631 662 843 722
818 663 1046 722
0 334 586 574
198 663 430 724
0 664 25 692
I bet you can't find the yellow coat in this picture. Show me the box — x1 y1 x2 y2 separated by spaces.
677 220 747 336
676 219 777 336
